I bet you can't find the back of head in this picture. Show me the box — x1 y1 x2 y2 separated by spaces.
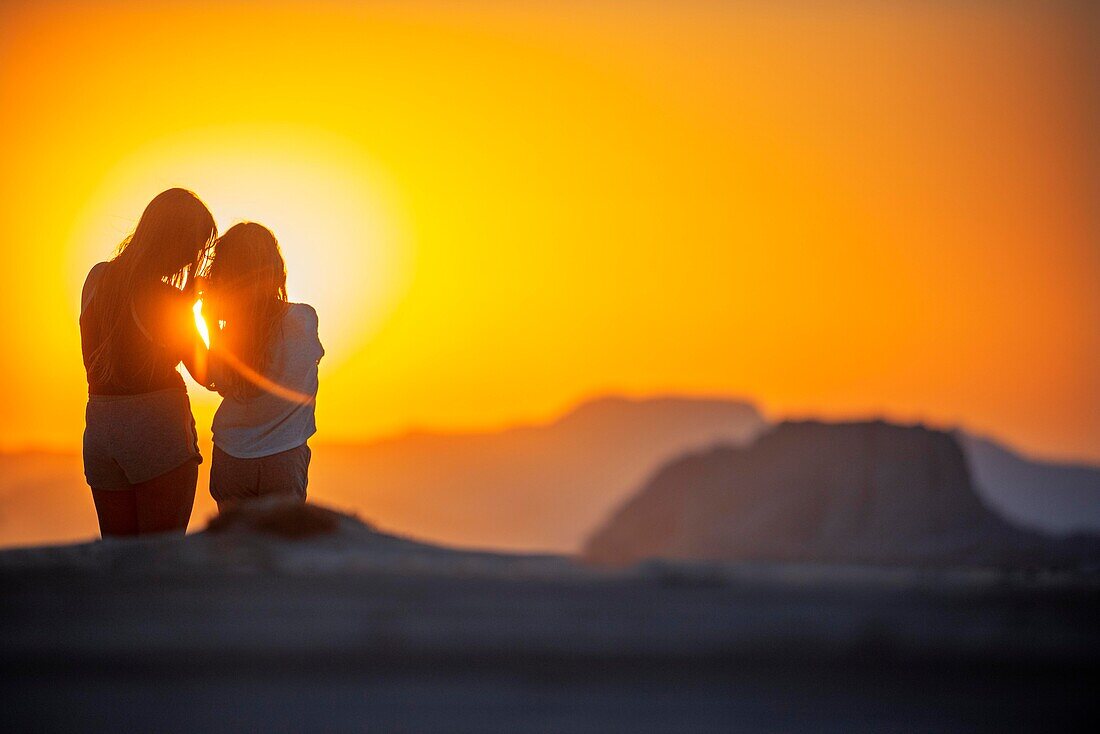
87 188 217 387
207 222 288 400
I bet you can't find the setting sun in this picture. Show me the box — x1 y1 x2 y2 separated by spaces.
67 126 411 368
0 0 1097 464
193 300 211 350
1 3 1097 725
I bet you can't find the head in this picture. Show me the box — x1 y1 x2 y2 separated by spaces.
206 222 288 400
116 188 218 284
87 188 217 386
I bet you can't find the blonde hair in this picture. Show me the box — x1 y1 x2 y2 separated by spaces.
86 188 216 387
205 222 289 401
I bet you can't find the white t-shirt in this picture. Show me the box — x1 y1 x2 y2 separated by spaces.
212 303 324 458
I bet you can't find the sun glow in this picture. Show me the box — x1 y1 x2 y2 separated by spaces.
67 126 411 369
62 126 411 424
192 300 211 349
1 1 1098 460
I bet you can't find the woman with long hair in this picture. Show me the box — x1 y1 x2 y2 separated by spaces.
79 188 216 536
203 222 323 509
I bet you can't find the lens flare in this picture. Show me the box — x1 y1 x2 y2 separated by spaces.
215 348 316 406
193 300 210 349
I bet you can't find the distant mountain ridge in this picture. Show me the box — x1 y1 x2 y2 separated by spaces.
584 421 1100 569
2 395 1099 553
310 395 767 551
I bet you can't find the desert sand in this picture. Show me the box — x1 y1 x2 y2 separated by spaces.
2 502 1097 732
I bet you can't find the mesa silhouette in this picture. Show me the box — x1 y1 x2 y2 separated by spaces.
584 421 1100 569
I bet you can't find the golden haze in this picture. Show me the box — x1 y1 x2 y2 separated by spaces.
0 1 1097 461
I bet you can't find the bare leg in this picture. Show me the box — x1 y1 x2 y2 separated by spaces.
134 459 199 535
91 488 139 537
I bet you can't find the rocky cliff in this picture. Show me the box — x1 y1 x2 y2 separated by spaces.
584 421 1100 568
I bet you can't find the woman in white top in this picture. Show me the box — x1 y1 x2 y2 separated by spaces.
202 222 324 510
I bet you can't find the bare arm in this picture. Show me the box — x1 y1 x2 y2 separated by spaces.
135 281 217 390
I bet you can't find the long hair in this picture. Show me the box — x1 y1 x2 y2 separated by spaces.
206 222 289 401
87 188 217 387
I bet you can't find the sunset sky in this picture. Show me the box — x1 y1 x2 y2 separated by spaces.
1 1 1097 462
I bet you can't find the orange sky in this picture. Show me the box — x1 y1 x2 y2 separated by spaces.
0 1 1097 462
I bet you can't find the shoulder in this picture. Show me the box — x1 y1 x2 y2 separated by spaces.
83 262 109 288
285 303 324 358
286 303 319 329
80 262 110 312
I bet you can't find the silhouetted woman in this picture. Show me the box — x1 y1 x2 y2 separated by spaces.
79 188 216 536
203 222 323 510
